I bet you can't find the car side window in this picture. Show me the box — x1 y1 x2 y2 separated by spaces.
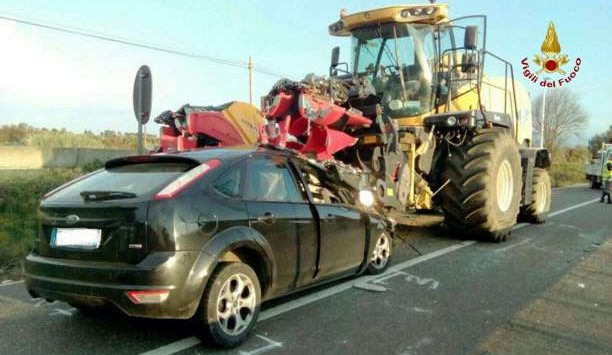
245 158 304 202
213 165 242 198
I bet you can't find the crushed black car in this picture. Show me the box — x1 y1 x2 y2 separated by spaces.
24 146 393 347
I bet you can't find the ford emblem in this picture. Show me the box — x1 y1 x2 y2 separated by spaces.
65 214 80 225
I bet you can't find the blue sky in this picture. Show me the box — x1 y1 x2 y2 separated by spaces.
0 0 610 142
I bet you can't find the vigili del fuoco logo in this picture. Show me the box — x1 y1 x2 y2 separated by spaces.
521 22 581 88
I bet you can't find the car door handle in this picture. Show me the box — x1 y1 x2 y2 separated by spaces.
256 212 276 224
326 213 339 221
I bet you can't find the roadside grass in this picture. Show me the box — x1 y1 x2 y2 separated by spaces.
549 147 590 188
0 169 84 277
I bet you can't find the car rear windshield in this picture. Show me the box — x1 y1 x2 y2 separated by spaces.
45 163 192 203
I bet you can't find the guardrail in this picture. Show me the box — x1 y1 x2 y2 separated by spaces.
0 146 135 169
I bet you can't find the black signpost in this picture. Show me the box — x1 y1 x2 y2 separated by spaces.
132 65 152 154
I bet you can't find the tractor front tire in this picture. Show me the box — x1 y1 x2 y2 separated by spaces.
440 128 522 242
519 168 551 224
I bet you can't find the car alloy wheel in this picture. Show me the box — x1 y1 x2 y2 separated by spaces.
369 232 391 273
216 273 257 336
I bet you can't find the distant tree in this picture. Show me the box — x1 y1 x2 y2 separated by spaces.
532 88 589 153
588 124 612 155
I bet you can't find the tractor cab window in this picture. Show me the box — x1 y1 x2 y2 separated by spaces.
352 23 435 117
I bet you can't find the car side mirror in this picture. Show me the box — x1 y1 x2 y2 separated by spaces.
464 26 478 50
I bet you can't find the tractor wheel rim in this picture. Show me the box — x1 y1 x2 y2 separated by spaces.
536 182 547 212
216 273 256 336
496 159 514 212
370 233 391 270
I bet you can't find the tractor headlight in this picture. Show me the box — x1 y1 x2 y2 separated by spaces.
401 7 435 17
446 116 457 126
359 189 375 207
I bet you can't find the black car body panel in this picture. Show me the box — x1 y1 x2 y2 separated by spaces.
25 147 391 319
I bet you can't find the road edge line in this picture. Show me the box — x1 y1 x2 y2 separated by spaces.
548 198 599 218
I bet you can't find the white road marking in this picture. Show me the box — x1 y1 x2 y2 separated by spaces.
49 307 76 317
354 269 408 292
239 335 283 355
552 183 588 191
412 307 433 314
400 336 434 355
495 237 532 253
404 273 440 290
0 280 24 287
139 337 201 355
512 222 530 231
548 198 599 217
353 281 387 292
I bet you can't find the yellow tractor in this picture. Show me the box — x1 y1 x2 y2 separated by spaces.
322 3 551 241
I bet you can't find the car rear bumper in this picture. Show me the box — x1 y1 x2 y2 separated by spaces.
24 250 216 319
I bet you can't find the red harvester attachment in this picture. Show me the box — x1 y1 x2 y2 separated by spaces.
260 78 371 159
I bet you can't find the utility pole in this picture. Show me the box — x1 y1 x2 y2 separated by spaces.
248 56 253 106
540 89 546 148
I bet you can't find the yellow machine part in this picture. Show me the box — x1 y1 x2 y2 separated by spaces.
394 78 533 146
329 4 449 36
221 101 263 145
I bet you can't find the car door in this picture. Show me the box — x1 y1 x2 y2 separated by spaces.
244 155 317 294
293 160 366 279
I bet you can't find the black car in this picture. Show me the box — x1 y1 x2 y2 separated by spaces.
24 146 392 347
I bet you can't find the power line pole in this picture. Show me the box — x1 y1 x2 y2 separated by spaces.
248 56 253 106
540 89 546 148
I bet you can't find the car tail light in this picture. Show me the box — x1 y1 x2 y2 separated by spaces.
153 159 221 200
126 290 170 304
42 169 102 200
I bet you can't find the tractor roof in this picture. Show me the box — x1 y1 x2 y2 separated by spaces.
328 4 449 36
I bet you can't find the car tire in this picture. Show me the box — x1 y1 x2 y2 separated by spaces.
440 128 522 242
367 232 392 274
519 168 551 224
195 262 261 348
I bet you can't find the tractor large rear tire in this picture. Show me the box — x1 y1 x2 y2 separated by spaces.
440 128 522 242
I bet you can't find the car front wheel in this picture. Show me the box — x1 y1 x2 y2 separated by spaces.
196 262 261 348
367 232 392 274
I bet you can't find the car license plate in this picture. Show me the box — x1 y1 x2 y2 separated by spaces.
50 228 102 249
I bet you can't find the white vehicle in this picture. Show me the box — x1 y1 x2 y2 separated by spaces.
586 143 612 189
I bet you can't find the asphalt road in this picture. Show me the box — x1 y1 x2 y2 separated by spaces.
0 185 609 355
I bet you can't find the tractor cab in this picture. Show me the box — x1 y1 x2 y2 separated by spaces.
328 4 513 130
349 22 436 118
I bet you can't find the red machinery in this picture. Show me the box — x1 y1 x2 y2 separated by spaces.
155 102 261 152
259 78 371 159
155 77 371 161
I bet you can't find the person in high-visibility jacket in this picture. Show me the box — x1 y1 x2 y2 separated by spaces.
601 161 612 204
